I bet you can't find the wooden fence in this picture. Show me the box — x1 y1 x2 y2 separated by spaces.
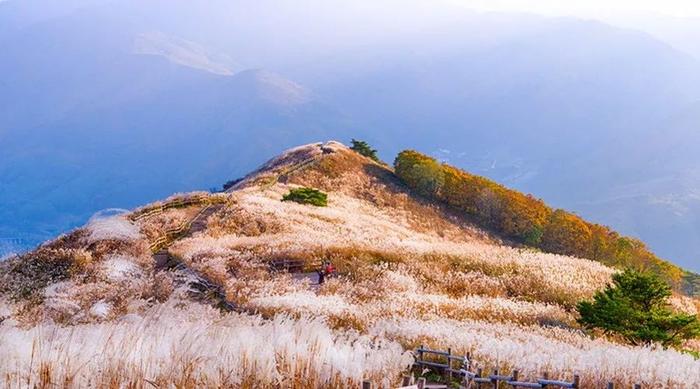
361 346 644 389
128 194 210 222
269 258 307 273
256 153 324 191
127 193 227 253
147 219 192 253
146 203 218 253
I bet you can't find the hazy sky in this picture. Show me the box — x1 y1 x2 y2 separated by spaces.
450 0 700 18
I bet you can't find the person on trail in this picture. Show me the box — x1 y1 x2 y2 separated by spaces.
317 267 325 285
324 261 335 277
317 260 335 285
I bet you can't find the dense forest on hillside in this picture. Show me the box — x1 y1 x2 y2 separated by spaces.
394 150 700 296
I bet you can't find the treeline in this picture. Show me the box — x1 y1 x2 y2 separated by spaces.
394 150 699 295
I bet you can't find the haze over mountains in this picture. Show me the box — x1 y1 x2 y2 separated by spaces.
1 0 699 271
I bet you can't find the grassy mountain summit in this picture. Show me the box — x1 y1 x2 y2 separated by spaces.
1 141 699 387
4 1 700 272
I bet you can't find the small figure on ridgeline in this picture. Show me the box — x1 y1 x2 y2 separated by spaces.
317 260 335 284
324 260 335 277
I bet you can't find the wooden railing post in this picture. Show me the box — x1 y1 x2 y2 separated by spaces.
405 347 656 389
445 347 453 382
572 375 580 389
417 345 424 370
461 352 471 386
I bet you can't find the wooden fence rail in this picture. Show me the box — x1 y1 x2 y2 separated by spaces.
255 153 324 191
128 194 210 222
126 193 228 253
146 203 215 253
404 346 642 389
268 258 307 273
128 194 226 253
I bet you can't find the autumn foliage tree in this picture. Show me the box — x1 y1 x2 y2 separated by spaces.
498 192 550 244
541 210 593 258
396 152 550 243
393 149 694 293
394 150 444 197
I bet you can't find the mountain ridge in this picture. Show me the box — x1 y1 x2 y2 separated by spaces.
2 0 700 273
1 140 699 387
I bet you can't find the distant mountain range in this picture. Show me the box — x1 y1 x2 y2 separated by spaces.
1 0 699 271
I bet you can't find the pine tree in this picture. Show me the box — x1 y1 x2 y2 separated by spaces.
577 269 700 347
350 139 380 162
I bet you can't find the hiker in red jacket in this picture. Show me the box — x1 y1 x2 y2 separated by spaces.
324 261 335 277
318 260 335 284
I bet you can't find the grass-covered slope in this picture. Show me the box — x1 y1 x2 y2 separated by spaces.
394 150 700 297
0 141 699 388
